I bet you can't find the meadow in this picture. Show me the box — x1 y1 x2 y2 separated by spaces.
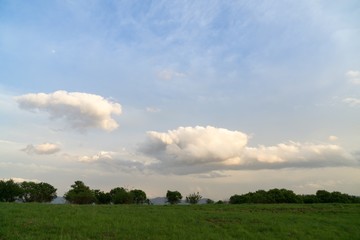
0 203 359 240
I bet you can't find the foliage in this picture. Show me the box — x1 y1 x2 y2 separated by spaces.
186 192 202 204
130 189 147 204
230 188 360 204
0 179 22 202
20 181 57 203
93 190 111 204
64 181 96 204
166 190 182 204
110 187 133 204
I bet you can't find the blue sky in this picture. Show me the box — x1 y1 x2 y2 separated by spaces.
1 0 360 199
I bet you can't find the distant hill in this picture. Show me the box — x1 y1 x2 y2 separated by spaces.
51 197 66 204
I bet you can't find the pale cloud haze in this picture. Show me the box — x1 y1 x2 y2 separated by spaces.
22 143 61 155
0 0 359 200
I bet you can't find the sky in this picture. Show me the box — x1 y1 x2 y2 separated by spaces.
1 0 360 200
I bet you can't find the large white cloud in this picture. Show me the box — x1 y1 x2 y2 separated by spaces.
16 90 122 131
22 143 61 155
139 126 358 175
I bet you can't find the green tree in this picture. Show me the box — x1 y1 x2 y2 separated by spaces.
0 179 22 202
110 187 133 204
20 181 57 203
186 192 202 204
316 190 332 203
64 181 95 204
93 190 111 204
166 190 182 204
130 189 147 204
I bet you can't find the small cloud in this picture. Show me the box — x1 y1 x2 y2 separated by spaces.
15 90 122 132
343 97 360 107
346 70 360 85
146 107 161 113
78 151 113 163
22 143 61 155
157 69 186 81
328 135 338 141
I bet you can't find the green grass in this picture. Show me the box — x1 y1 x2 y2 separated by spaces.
0 203 359 240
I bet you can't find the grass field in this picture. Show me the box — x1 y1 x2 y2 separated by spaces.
0 203 359 240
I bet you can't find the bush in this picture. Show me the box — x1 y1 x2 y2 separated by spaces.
186 192 202 204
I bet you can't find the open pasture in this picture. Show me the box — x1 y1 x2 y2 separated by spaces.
0 203 359 240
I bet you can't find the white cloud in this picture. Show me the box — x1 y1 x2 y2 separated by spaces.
22 143 61 155
157 69 186 81
328 135 338 141
343 97 360 107
346 70 360 85
146 107 161 113
139 126 357 174
77 149 155 173
15 90 122 131
78 151 114 163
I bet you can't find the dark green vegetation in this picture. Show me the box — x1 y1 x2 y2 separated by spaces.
0 180 56 203
230 188 360 204
0 203 359 240
166 190 182 204
64 181 148 205
186 192 202 204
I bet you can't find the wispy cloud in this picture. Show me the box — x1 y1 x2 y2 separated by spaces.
346 70 360 85
22 143 61 155
146 107 161 113
343 97 360 107
15 91 122 131
157 69 186 81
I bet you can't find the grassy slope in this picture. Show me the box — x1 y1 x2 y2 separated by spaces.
0 203 359 240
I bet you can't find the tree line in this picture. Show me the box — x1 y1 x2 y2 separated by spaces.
1 179 359 204
229 188 360 204
0 179 56 203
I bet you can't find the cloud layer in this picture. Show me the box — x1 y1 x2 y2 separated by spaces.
22 143 60 155
16 91 122 131
138 126 357 175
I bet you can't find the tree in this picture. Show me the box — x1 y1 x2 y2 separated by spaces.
110 187 133 204
316 190 332 203
301 194 318 204
93 190 111 204
186 192 202 204
130 189 147 204
166 190 182 204
64 181 95 204
20 181 57 203
0 179 22 202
